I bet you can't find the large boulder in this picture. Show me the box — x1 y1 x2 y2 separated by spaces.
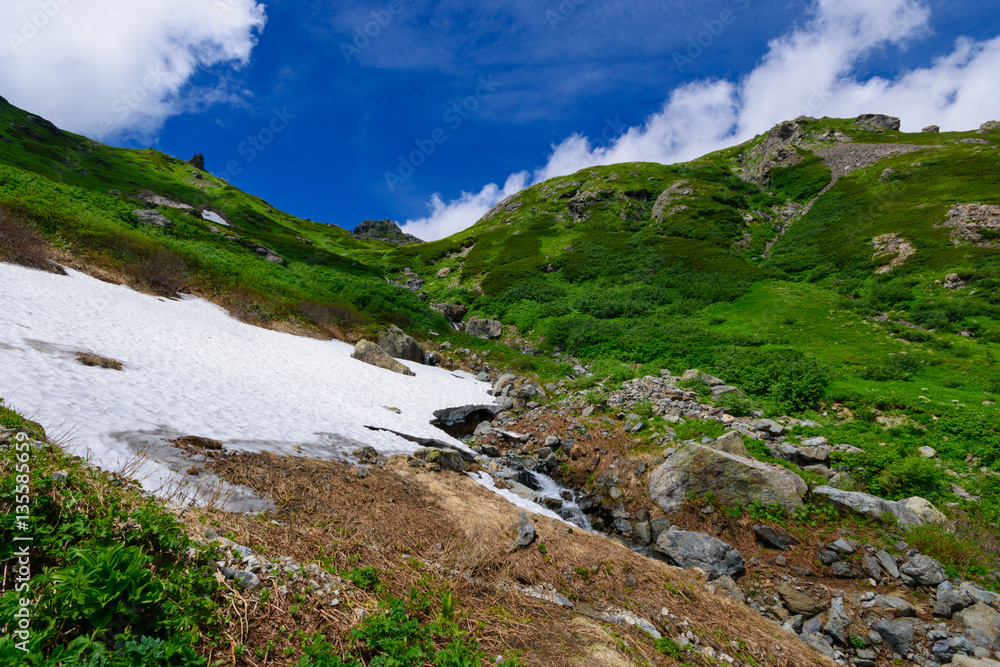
811 486 922 526
351 340 415 376
706 431 749 457
901 496 947 525
465 317 502 339
900 554 948 586
874 618 914 657
376 325 424 363
955 603 1000 647
854 114 902 131
647 444 807 515
654 530 744 581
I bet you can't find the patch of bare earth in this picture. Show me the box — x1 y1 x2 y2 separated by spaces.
197 451 831 667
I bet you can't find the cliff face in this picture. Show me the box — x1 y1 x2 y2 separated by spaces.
352 219 423 245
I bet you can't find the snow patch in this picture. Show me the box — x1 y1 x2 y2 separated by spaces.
0 263 496 503
201 210 228 226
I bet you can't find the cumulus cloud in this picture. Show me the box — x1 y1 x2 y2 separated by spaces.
400 172 529 243
401 0 1000 241
0 0 266 141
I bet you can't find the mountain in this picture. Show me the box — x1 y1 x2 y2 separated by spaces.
3 99 1000 667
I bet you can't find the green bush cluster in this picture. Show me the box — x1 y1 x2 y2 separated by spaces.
714 348 829 412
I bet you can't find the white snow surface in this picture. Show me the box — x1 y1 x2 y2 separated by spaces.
201 210 228 226
0 262 497 500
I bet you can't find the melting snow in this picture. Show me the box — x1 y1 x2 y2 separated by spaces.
0 263 498 505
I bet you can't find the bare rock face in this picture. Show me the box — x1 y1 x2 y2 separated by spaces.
351 340 415 376
738 120 807 185
872 234 916 273
651 180 694 220
647 444 807 515
481 193 523 222
938 204 1000 248
943 273 967 290
189 153 205 170
854 114 902 131
132 209 172 227
431 302 468 323
922 125 941 133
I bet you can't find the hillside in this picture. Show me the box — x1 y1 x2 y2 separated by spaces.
0 95 436 334
2 103 1000 667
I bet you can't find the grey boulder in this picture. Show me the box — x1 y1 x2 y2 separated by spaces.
351 340 415 376
133 209 173 227
465 317 502 339
512 511 536 548
874 618 914 657
954 603 1000 648
855 114 902 131
900 554 948 586
654 530 744 581
376 325 424 363
647 444 807 515
812 486 923 526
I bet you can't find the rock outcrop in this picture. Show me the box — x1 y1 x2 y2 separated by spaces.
352 219 423 245
938 203 1000 248
854 114 902 131
132 209 173 227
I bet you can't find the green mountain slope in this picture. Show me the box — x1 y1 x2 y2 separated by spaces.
0 96 438 330
377 117 1000 493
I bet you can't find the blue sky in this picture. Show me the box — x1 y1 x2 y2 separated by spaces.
1 0 999 239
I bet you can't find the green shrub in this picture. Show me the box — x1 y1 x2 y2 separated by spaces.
860 355 921 381
714 348 829 412
873 457 949 502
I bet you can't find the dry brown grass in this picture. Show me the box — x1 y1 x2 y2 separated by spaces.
75 351 124 370
195 450 834 667
0 206 59 272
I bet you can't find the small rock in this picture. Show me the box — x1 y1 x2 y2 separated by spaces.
753 524 798 551
776 582 824 617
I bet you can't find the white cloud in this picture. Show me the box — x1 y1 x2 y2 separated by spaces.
403 0 1000 241
400 171 529 242
0 0 266 141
